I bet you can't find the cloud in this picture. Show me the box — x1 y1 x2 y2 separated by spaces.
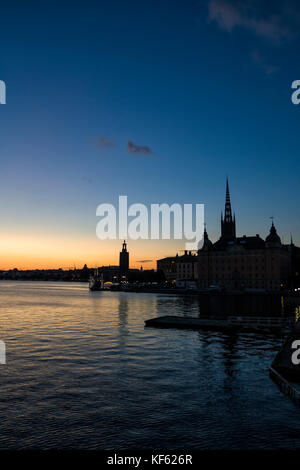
208 0 242 31
127 140 154 156
96 136 115 149
207 0 296 43
137 260 153 263
251 50 279 74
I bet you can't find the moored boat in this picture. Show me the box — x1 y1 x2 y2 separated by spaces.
89 269 104 291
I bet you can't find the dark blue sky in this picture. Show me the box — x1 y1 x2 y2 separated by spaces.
0 0 300 268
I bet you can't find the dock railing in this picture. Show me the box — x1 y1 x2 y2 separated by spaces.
269 366 300 404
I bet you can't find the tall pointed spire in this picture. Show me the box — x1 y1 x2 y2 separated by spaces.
226 177 230 202
221 178 236 239
224 177 233 222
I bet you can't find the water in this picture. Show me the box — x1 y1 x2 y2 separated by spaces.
0 281 299 449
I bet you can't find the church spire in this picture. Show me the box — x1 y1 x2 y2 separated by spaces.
224 177 233 222
226 177 230 202
221 178 236 239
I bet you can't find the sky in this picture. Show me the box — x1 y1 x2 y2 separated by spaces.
0 0 300 269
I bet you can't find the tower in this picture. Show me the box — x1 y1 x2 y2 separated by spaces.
119 240 129 278
265 220 281 248
201 224 212 251
221 178 236 240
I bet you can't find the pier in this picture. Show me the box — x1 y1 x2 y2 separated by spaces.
269 367 300 404
270 318 300 382
145 315 293 332
269 318 300 405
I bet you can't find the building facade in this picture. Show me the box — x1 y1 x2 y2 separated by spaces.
157 250 198 282
198 180 292 291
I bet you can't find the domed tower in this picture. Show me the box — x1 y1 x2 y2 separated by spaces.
201 226 213 251
265 221 281 248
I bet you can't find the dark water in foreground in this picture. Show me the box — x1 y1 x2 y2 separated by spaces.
0 281 299 449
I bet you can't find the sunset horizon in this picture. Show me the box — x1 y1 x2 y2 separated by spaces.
1 0 300 460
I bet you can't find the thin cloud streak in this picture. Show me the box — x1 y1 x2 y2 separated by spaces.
126 140 160 159
207 0 298 44
97 136 115 148
127 141 154 156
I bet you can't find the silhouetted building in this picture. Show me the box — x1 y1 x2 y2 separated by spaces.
157 250 198 281
119 240 129 278
157 256 178 280
198 180 292 291
175 250 198 281
97 266 120 283
287 238 300 288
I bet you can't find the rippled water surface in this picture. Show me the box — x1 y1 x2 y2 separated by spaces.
0 281 300 449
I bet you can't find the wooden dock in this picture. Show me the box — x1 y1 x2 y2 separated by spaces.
144 315 291 332
269 366 300 405
270 319 300 382
145 315 232 331
269 318 300 404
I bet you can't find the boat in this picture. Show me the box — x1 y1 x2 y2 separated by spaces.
89 269 104 291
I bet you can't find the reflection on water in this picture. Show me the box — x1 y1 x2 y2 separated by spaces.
0 281 300 449
197 292 291 319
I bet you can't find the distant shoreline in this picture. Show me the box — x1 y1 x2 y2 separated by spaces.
0 278 296 297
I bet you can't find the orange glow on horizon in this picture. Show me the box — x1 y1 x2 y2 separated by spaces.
0 233 183 271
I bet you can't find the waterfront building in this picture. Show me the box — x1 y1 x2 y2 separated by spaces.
157 179 298 292
95 241 130 282
156 256 178 280
96 265 120 283
157 250 198 282
197 180 292 291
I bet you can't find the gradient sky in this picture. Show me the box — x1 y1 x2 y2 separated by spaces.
0 0 300 269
